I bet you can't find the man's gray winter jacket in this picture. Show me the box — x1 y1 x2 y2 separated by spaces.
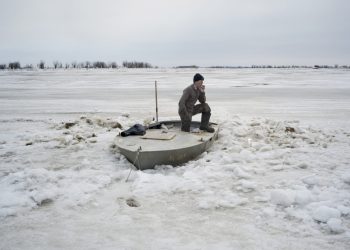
178 84 206 116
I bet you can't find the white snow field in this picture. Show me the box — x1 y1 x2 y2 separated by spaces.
0 68 350 250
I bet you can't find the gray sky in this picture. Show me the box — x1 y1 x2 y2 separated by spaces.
0 0 349 67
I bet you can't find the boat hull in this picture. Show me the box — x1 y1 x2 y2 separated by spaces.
115 120 219 170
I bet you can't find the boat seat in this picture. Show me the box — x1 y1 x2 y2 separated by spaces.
141 130 176 140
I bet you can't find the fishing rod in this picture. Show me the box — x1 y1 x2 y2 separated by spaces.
155 80 158 122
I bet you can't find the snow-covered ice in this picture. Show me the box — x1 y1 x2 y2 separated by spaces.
312 206 341 222
0 68 350 249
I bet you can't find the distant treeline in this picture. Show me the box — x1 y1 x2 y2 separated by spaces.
175 64 350 69
209 64 350 69
0 60 154 70
122 61 152 68
175 65 199 69
252 64 349 69
1 62 349 70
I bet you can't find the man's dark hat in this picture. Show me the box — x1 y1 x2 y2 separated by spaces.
193 73 204 83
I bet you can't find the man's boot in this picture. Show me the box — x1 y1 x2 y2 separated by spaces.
200 112 215 133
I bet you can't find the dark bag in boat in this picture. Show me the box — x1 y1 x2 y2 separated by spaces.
120 124 146 137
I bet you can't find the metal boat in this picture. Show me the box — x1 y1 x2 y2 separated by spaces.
115 120 219 170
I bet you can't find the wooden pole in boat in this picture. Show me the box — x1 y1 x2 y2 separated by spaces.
155 80 159 122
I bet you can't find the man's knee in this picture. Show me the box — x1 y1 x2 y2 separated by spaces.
202 103 211 113
194 103 211 115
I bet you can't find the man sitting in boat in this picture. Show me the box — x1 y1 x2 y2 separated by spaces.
178 73 215 133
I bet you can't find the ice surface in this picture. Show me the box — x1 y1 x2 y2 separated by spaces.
0 68 350 250
312 206 341 223
327 218 345 234
270 189 296 207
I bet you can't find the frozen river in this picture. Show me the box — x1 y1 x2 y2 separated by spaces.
0 68 350 250
1 68 350 127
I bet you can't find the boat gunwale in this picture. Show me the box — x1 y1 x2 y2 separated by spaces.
115 120 219 153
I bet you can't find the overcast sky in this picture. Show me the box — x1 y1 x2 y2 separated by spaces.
0 0 349 67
